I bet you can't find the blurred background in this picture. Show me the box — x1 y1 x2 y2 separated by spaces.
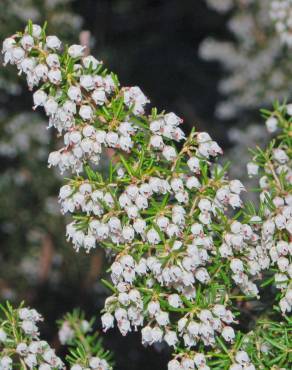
0 0 291 369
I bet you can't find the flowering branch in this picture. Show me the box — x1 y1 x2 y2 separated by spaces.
0 302 113 370
2 20 292 369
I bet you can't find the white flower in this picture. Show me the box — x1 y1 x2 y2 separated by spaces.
123 86 149 114
146 228 160 244
198 212 211 225
163 145 176 161
48 69 62 84
156 216 169 230
168 359 181 370
89 357 102 369
71 365 83 370
92 88 106 105
12 47 25 62
222 326 235 342
229 180 245 194
0 356 12 369
79 105 93 120
191 223 203 235
247 162 259 177
101 313 114 332
46 36 62 49
16 342 28 355
279 298 291 313
2 37 16 52
182 358 196 370
193 353 206 367
119 135 133 152
83 234 96 250
171 178 183 192
230 258 244 273
80 74 94 90
173 127 185 141
216 187 230 204
230 221 242 234
43 349 58 364
155 311 169 326
229 193 242 208
273 148 288 164
197 132 211 143
171 240 183 251
277 257 289 272
33 89 47 108
58 322 74 345
275 214 286 229
265 116 278 132
106 132 119 147
29 24 42 38
166 223 180 237
287 103 292 115
46 53 60 68
164 112 182 126
195 268 210 283
0 329 7 342
24 354 37 368
18 308 32 320
103 74 115 93
151 326 163 342
168 294 182 308
122 225 135 241
21 320 37 335
44 98 58 115
235 351 250 365
68 44 85 58
21 34 34 50
150 119 163 133
187 157 200 172
141 326 152 344
133 218 146 234
164 331 178 347
186 176 201 189
187 321 200 336
198 199 212 212
19 57 35 73
68 86 82 102
147 301 160 316
83 55 101 69
150 135 164 149
135 258 147 275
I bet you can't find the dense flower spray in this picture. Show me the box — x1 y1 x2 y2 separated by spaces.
2 22 292 369
0 303 113 370
247 104 292 314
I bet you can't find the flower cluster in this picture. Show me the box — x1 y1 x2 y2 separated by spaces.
165 316 292 369
247 103 292 313
270 0 292 46
0 304 64 369
3 22 292 370
0 303 113 370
